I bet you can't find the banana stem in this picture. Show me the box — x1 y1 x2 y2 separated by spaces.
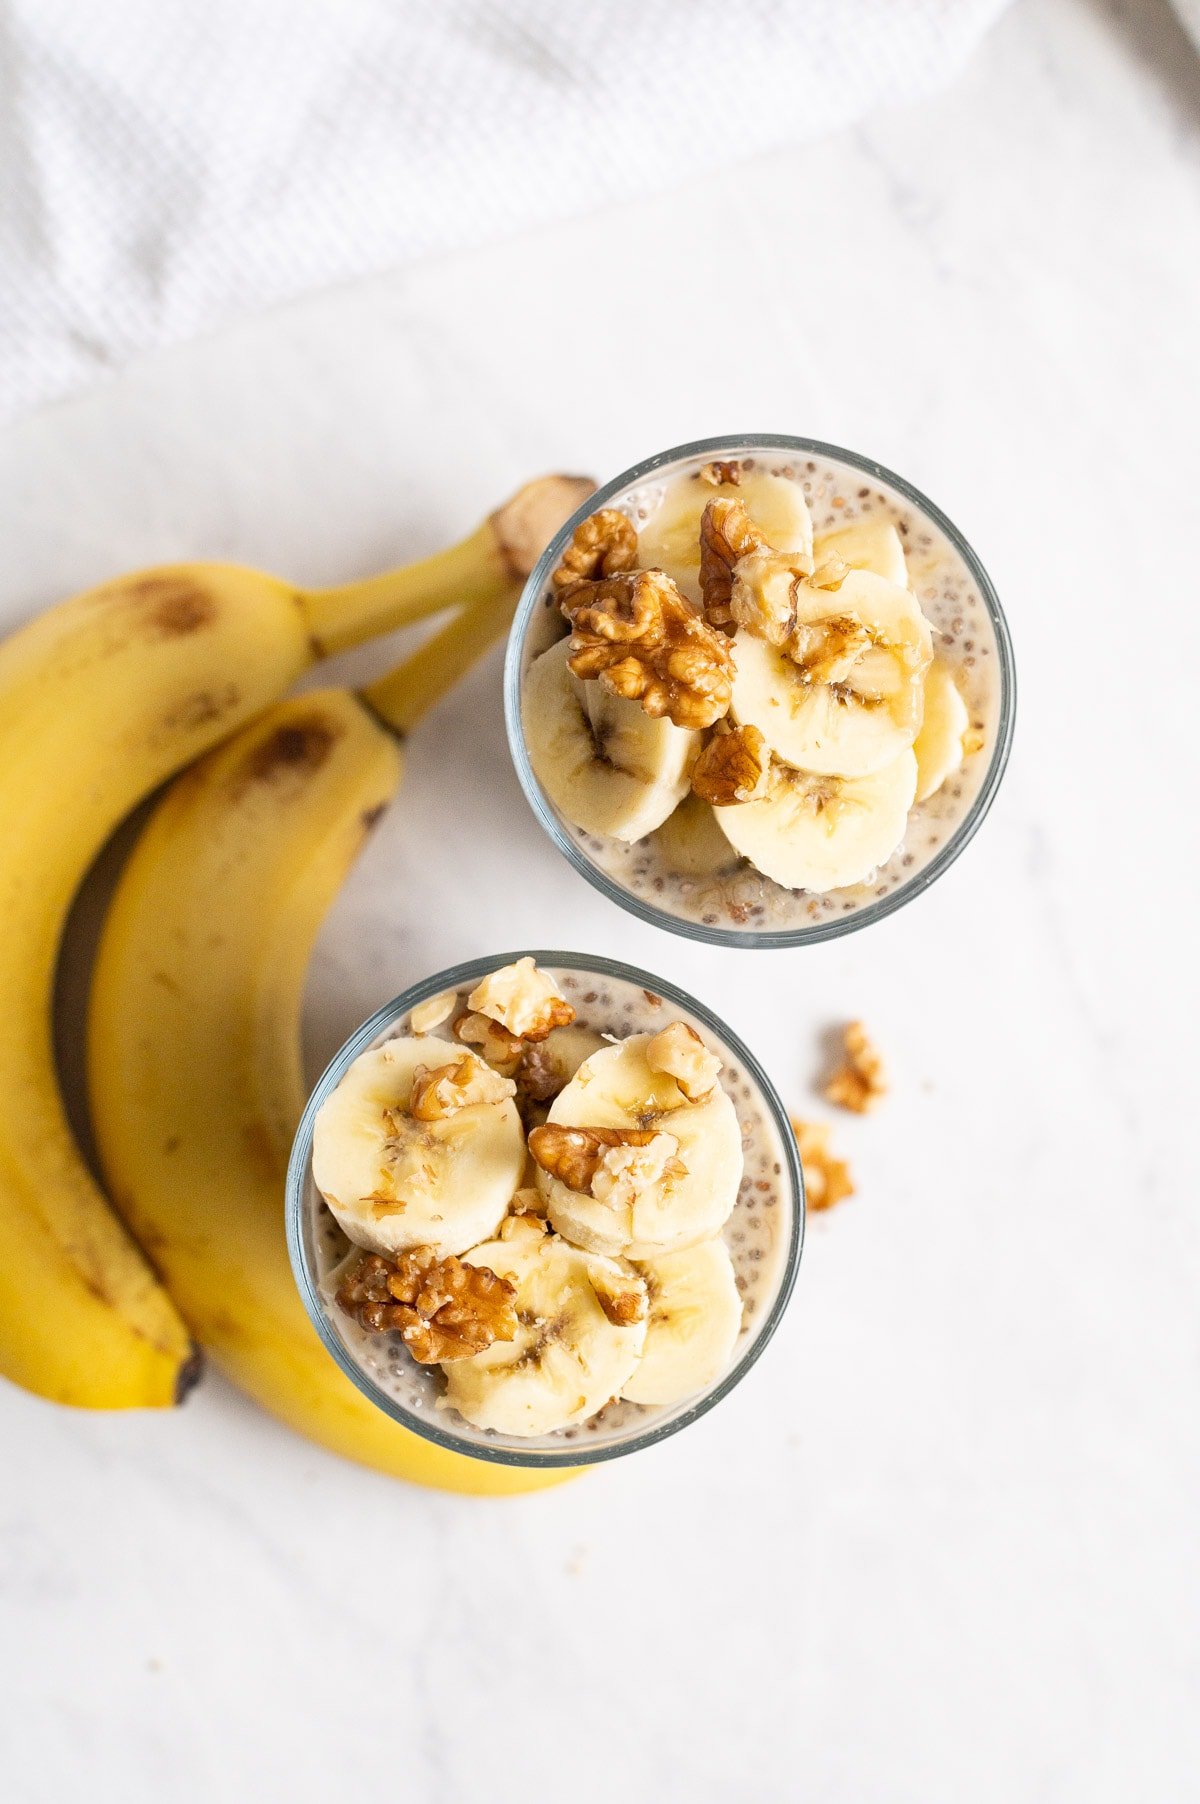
301 525 506 656
300 474 594 657
360 587 520 737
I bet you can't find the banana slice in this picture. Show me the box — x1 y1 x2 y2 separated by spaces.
913 660 970 802
523 637 697 841
714 751 917 891
638 468 813 602
732 569 933 777
529 1023 608 1091
312 1038 526 1258
444 1219 647 1435
652 791 743 878
537 1035 743 1258
812 519 908 587
621 1237 743 1406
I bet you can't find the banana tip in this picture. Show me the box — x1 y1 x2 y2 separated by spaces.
174 1345 205 1404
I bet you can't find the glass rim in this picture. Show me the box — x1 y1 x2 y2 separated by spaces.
503 431 1017 949
286 949 805 1469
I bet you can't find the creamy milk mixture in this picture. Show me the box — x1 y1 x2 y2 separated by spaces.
302 967 795 1456
519 448 1004 934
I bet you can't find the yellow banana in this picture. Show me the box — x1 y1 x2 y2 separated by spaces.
0 475 591 1409
88 597 574 1493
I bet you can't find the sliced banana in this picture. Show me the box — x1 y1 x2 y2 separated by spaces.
652 791 743 879
714 751 917 891
638 468 813 603
444 1219 647 1435
913 660 970 802
622 1238 743 1406
529 1023 608 1092
522 637 697 842
812 519 908 587
312 1038 526 1259
732 569 933 778
538 1035 743 1259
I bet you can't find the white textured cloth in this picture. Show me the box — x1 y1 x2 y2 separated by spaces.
0 0 1011 418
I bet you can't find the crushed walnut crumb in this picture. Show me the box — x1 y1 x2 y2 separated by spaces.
825 1021 887 1113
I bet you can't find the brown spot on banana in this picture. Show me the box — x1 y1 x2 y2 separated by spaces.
235 717 340 792
125 574 220 637
161 684 243 733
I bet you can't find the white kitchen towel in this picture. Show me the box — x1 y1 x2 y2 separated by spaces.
0 0 1012 419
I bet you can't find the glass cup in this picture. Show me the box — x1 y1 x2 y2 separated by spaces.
287 951 803 1471
504 433 1016 947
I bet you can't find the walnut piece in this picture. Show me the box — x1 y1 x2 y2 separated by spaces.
509 1186 547 1217
645 1021 723 1101
689 722 769 808
590 1132 684 1212
787 611 872 686
409 1054 515 1121
562 568 734 731
733 549 828 648
790 1120 855 1213
409 988 458 1034
589 1263 648 1326
515 1042 567 1105
551 508 638 599
825 1021 887 1113
335 1248 518 1361
698 497 771 631
697 460 742 487
454 1011 525 1072
499 1209 548 1240
467 957 575 1043
527 1122 658 1194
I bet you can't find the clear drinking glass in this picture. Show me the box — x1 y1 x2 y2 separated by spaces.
287 951 803 1470
504 434 1016 948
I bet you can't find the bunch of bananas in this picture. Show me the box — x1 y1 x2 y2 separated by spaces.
0 475 591 1495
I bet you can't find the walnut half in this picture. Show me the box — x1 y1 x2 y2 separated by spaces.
335 1249 518 1361
689 722 768 808
562 568 734 732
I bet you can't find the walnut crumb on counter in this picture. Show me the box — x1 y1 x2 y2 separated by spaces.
825 1021 887 1113
790 1120 855 1213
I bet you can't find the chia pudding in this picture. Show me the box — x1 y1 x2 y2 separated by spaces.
294 957 800 1462
509 437 1012 944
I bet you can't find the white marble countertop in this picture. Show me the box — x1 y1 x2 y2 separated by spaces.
2 2 1198 1799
